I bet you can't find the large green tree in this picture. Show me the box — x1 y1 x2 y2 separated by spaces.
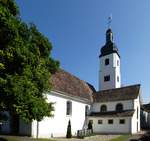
0 0 59 124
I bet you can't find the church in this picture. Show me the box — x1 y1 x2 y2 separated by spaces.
88 28 141 134
0 27 141 138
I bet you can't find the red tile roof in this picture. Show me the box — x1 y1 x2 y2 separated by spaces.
142 103 150 112
93 84 140 102
51 69 95 102
89 110 135 117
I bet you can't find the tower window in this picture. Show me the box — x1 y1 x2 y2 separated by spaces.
117 60 119 66
117 76 119 82
66 101 72 116
105 58 109 65
104 75 110 82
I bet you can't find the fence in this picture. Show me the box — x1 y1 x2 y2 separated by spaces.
77 129 92 138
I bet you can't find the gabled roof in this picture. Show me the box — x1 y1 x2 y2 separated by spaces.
51 69 95 102
93 84 141 102
89 110 135 117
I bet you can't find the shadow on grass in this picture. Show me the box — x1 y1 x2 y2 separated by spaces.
0 137 7 141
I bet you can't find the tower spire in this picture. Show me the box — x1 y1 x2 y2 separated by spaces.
99 18 121 90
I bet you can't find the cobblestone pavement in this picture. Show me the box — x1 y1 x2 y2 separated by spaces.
0 135 120 141
0 131 148 141
54 135 120 141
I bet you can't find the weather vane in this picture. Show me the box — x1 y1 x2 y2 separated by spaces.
108 14 112 28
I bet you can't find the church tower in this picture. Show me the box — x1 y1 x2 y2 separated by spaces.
99 28 121 90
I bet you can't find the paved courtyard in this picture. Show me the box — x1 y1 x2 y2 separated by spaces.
0 135 138 141
54 135 120 141
0 134 120 141
0 131 148 141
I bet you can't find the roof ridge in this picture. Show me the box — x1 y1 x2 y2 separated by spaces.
96 84 141 93
58 68 91 85
93 84 141 102
51 68 95 102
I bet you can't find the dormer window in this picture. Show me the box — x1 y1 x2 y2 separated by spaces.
105 58 109 66
116 103 123 112
100 105 107 112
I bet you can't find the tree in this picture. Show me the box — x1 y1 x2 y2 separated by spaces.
0 0 59 127
88 121 93 133
66 120 72 138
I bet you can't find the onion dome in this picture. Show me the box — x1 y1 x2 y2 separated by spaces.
99 28 120 58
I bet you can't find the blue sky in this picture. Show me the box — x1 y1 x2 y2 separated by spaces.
16 0 150 103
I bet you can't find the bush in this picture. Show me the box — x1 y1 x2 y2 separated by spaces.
88 121 93 133
66 120 72 138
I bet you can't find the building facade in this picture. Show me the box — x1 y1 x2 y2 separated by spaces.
88 28 141 134
99 28 121 90
19 69 94 138
0 27 142 137
88 85 141 134
142 103 150 129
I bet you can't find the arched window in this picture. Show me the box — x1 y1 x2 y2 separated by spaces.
116 103 123 111
137 107 139 119
66 101 72 115
85 105 89 116
100 105 107 112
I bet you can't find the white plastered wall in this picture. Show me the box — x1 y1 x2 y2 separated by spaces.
92 100 133 112
99 53 121 90
131 96 140 134
30 91 90 138
88 117 131 133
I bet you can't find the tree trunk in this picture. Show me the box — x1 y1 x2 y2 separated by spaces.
36 121 39 139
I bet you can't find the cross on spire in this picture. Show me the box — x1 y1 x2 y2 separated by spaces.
108 14 112 28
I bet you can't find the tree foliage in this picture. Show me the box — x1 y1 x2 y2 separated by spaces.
66 120 72 138
0 0 59 122
88 121 93 133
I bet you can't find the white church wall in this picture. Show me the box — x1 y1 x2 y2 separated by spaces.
92 100 133 112
99 53 121 90
141 110 149 128
131 96 140 134
31 91 90 138
88 117 131 133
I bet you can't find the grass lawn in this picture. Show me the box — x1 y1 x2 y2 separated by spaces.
0 137 18 141
108 135 131 141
